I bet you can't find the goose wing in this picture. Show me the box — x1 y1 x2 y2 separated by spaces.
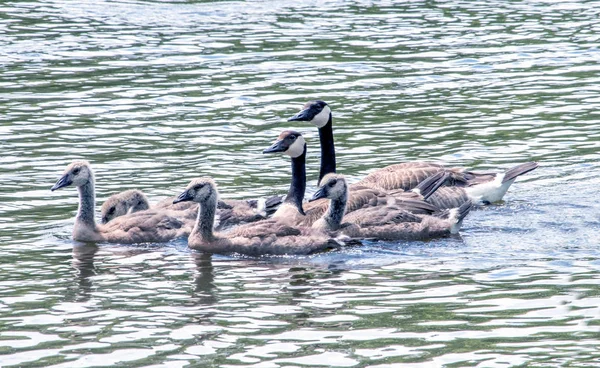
224 219 301 239
344 205 422 227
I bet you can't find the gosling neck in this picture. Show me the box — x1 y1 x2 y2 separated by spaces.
285 144 307 214
76 180 97 228
324 187 347 231
194 195 217 242
318 113 336 184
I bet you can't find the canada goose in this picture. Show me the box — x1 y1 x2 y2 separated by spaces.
99 186 282 228
51 160 192 244
173 178 344 256
100 189 150 224
262 130 448 227
288 100 538 206
311 173 473 241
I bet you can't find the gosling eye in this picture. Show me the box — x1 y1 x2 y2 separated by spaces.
328 179 337 188
108 207 115 214
73 168 81 175
193 184 204 191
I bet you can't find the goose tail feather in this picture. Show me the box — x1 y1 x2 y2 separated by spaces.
502 162 539 184
412 171 451 200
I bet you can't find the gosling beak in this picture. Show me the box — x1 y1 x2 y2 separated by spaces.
262 139 286 154
287 107 313 122
173 189 194 204
309 187 327 202
51 174 72 191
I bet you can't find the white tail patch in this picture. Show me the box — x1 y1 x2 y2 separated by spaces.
449 208 461 234
256 198 267 217
465 173 514 203
312 105 331 128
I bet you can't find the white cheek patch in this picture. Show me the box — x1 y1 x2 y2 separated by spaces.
312 105 331 128
285 136 306 158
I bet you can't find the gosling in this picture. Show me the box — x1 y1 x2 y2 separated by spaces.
51 160 192 244
311 173 473 241
173 178 347 256
100 189 150 224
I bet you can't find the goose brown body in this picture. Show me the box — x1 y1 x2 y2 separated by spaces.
263 131 445 227
174 178 343 256
51 161 192 244
288 100 538 206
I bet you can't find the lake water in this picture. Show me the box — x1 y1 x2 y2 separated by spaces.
1 0 600 366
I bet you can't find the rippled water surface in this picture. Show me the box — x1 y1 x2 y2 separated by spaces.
2 0 600 366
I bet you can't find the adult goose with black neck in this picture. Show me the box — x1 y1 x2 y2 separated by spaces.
288 100 538 207
262 130 447 227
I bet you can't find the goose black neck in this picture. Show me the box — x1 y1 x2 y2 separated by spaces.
318 113 336 184
285 145 307 213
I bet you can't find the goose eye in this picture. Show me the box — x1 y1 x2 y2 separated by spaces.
73 168 81 175
328 179 337 187
108 207 115 214
289 135 296 140
194 184 203 191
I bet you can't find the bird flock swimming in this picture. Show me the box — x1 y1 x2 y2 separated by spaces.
50 100 538 256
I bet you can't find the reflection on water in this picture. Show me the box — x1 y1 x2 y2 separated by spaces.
1 0 600 366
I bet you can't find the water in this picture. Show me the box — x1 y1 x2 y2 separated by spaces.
1 0 600 366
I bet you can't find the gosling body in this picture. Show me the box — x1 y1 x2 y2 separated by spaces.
174 178 343 256
311 173 473 241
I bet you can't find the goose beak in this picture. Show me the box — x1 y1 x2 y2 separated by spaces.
262 139 286 154
51 174 72 191
287 108 312 122
310 187 327 202
173 189 193 204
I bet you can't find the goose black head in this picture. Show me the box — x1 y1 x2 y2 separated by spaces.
262 130 306 158
287 100 331 128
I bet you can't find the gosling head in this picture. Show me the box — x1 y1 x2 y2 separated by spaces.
100 190 149 224
173 178 218 205
262 130 306 158
51 160 93 191
310 173 348 202
287 100 331 129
